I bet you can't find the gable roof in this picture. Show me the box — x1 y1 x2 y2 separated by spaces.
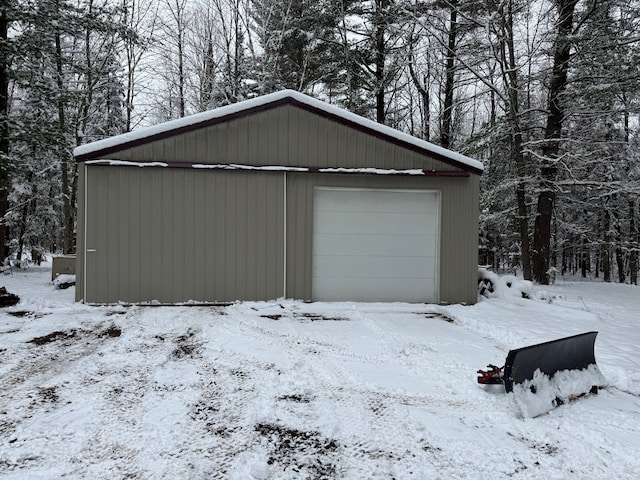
73 90 484 175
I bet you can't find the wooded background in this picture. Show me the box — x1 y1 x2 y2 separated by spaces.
1 0 639 285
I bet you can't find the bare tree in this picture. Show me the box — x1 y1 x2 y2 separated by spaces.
532 0 579 284
154 0 190 119
121 0 159 131
0 0 10 260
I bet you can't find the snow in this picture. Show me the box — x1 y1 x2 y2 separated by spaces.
318 167 426 175
1 263 640 478
52 274 76 288
192 164 308 172
86 160 169 168
84 161 445 176
73 90 484 174
512 365 607 418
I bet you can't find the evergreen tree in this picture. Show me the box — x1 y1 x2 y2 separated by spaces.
7 0 129 259
250 0 345 94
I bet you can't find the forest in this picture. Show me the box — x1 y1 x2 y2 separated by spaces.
0 0 639 285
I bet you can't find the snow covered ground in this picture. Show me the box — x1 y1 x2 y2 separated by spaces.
1 263 639 479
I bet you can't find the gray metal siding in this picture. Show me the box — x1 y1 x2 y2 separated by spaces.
106 105 460 172
286 173 479 304
77 103 480 305
75 164 86 302
79 165 284 304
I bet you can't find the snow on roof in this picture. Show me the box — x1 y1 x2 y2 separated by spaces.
85 159 467 177
73 89 484 174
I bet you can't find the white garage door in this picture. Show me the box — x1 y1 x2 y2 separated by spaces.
312 187 439 302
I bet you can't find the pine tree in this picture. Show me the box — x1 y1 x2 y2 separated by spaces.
249 0 345 94
7 0 129 259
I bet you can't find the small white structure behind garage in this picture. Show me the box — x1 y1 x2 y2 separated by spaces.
73 90 483 305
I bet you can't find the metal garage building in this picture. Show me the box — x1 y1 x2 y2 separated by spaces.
73 90 484 305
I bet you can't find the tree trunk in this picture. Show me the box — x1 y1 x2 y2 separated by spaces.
55 23 75 254
441 2 457 149
602 210 611 282
532 0 578 284
0 2 9 261
615 206 625 283
581 238 587 278
500 0 532 280
630 199 638 285
374 1 386 124
407 31 430 140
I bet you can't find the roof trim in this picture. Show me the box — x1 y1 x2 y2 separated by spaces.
85 160 471 177
74 90 484 175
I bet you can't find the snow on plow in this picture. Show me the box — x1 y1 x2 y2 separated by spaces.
478 332 606 417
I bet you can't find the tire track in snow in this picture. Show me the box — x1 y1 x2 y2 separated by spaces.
216 306 496 478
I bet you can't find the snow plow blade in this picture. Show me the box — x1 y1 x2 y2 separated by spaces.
478 332 606 417
503 331 600 393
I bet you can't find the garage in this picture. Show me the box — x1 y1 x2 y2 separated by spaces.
312 187 439 302
74 89 483 305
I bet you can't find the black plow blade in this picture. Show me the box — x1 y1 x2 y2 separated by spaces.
479 332 606 417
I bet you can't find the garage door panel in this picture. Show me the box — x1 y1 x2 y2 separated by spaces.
315 211 436 235
313 255 435 279
316 189 439 215
312 187 439 302
314 233 437 257
313 277 436 303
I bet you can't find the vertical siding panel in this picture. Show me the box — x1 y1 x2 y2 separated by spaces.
224 174 235 299
262 173 278 299
186 131 197 161
269 175 279 298
253 174 264 298
75 165 85 302
228 120 237 163
287 108 297 164
183 171 193 300
137 170 151 302
436 176 479 304
201 172 211 299
265 109 279 165
159 170 171 302
246 173 258 299
324 118 344 166
91 167 108 302
215 122 225 163
117 169 129 301
221 172 232 300
173 170 186 301
279 107 290 165
237 117 249 164
295 108 306 164
335 123 348 165
236 174 248 299
345 127 357 168
105 168 117 302
149 171 164 302
264 172 278 299
190 171 205 300
307 112 319 166
247 113 259 165
375 138 387 169
126 169 138 302
286 173 312 300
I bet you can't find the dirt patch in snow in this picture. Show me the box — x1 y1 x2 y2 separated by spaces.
7 311 47 319
28 330 78 345
255 422 340 478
